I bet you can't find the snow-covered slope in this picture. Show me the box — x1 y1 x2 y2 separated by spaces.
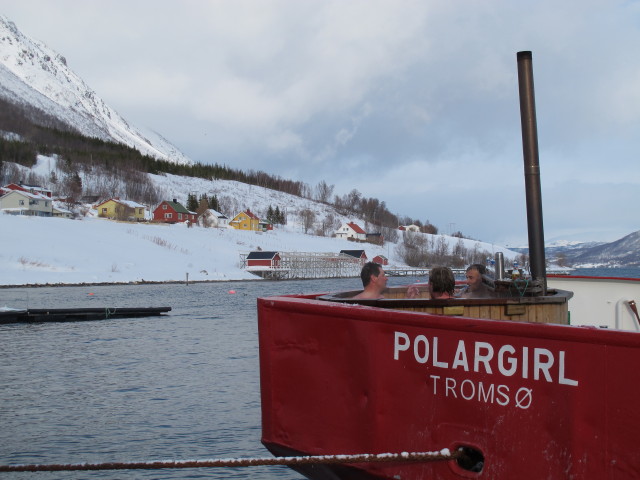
0 211 519 286
0 214 368 285
1 157 521 286
0 15 191 165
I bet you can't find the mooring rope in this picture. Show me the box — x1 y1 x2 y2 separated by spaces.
0 450 459 473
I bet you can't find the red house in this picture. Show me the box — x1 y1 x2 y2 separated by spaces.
152 199 198 224
373 255 389 266
246 251 281 268
339 249 368 265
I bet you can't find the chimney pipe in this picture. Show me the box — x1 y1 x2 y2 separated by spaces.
516 51 547 294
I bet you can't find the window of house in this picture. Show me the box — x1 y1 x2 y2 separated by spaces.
165 213 172 219
102 208 107 213
163 204 167 210
19 200 24 205
178 213 183 220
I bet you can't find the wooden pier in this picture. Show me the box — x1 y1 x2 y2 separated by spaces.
241 251 364 280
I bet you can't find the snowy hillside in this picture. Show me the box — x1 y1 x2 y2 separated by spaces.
0 214 383 286
0 213 517 287
0 158 520 287
0 15 191 165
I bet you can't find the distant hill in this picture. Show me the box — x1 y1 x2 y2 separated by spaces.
566 231 640 267
513 232 640 267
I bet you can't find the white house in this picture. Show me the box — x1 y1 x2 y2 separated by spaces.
52 204 73 219
400 224 421 233
199 208 229 228
0 190 53 217
335 222 367 241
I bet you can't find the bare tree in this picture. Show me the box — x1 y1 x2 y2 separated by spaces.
396 231 428 267
346 189 362 212
381 225 399 243
61 171 83 205
315 180 334 203
317 213 339 236
300 208 316 234
114 204 132 221
434 236 449 263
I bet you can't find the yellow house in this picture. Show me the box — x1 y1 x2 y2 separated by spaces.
95 198 147 221
229 209 261 231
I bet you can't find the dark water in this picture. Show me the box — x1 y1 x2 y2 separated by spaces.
0 277 377 480
1 269 637 479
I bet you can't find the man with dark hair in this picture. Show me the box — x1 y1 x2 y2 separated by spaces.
461 263 494 298
428 266 455 299
353 262 388 299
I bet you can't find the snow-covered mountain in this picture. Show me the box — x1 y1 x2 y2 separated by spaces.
566 231 640 267
511 233 640 268
0 15 191 165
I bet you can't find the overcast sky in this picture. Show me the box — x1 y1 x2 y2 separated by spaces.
1 0 639 246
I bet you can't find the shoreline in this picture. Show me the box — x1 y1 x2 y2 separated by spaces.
0 278 263 289
0 275 363 289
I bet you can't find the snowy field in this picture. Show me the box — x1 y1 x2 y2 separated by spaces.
0 212 519 287
0 214 397 286
1 157 518 286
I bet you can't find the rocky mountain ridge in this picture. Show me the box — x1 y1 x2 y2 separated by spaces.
566 231 640 267
0 15 191 165
512 231 640 268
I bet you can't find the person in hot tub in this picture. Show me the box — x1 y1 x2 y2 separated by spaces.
460 264 495 298
353 262 388 299
426 266 456 299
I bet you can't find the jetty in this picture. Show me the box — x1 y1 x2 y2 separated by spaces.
240 250 472 280
241 251 364 280
0 307 171 324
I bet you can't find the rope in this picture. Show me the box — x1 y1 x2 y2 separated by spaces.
0 450 459 473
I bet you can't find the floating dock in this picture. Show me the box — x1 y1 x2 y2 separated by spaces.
0 307 171 324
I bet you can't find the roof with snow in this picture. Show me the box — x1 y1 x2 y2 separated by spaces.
95 198 146 209
202 208 228 219
0 189 50 201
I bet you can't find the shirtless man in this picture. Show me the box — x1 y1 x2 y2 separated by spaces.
353 262 388 299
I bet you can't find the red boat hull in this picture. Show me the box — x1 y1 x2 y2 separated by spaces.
258 294 640 479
